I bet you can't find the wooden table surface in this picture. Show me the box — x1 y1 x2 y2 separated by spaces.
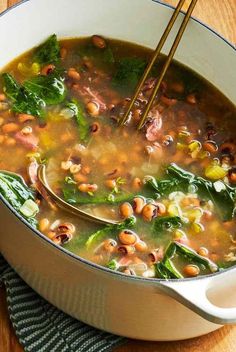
0 0 236 351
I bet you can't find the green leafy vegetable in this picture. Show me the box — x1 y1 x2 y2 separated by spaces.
155 241 218 279
24 74 66 105
2 73 45 117
66 99 90 142
112 57 147 92
0 171 38 228
34 34 60 65
152 216 183 236
146 163 236 221
86 217 136 249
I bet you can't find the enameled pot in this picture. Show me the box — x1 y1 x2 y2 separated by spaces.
0 0 236 341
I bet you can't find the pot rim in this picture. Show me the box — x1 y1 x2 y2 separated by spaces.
1 0 236 285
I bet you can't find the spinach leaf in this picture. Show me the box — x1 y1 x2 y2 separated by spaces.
24 74 66 105
152 216 183 236
66 99 90 142
146 163 236 221
86 217 136 249
34 34 60 65
155 241 218 279
0 171 38 228
2 73 46 117
112 57 147 92
62 183 134 205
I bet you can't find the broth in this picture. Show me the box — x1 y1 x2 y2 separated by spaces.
0 34 236 279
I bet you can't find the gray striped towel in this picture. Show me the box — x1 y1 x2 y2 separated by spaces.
0 255 125 352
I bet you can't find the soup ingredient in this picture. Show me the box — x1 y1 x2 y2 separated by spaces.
34 34 60 65
0 171 38 227
66 100 90 142
156 242 218 279
2 73 45 117
85 217 136 249
24 73 66 105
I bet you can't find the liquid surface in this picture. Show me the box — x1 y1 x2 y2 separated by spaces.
0 35 236 279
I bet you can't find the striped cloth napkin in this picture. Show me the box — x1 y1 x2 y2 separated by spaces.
0 256 125 352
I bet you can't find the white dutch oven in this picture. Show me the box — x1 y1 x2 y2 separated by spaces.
0 0 236 341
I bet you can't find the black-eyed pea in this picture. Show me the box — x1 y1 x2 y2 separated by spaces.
58 222 76 234
78 183 98 193
92 35 106 49
119 202 133 219
105 179 116 189
133 196 146 214
86 101 100 117
118 245 135 255
135 240 148 252
132 177 142 190
70 164 81 174
39 218 50 232
118 230 138 245
183 264 200 277
148 248 164 263
103 239 117 253
21 126 33 135
142 203 158 222
197 247 209 257
156 202 166 215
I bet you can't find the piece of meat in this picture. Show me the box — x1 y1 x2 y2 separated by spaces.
146 111 163 142
72 85 107 112
15 132 39 150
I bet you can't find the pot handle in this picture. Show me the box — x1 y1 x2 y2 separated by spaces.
160 269 236 324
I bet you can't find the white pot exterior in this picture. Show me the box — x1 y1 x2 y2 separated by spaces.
0 0 236 341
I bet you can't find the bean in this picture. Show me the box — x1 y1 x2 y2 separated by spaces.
41 64 55 76
92 35 106 49
47 230 56 240
54 232 73 245
58 222 75 234
133 197 146 214
148 248 164 263
160 95 177 106
118 230 138 245
229 168 236 183
21 126 32 135
18 114 35 123
162 135 174 147
171 82 184 93
61 160 73 171
135 240 148 252
103 239 117 253
118 245 135 255
68 68 81 81
0 94 6 101
105 179 116 189
74 173 88 183
203 140 218 153
39 218 50 232
2 122 19 134
156 202 166 215
220 142 236 154
119 202 133 219
86 101 100 117
197 247 209 257
183 264 200 277
90 122 100 134
186 94 197 104
132 177 142 190
78 183 98 193
142 203 158 222
70 164 81 174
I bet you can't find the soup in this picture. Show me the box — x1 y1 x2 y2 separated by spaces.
0 34 236 279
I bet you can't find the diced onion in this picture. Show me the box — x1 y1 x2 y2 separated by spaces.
20 200 39 218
